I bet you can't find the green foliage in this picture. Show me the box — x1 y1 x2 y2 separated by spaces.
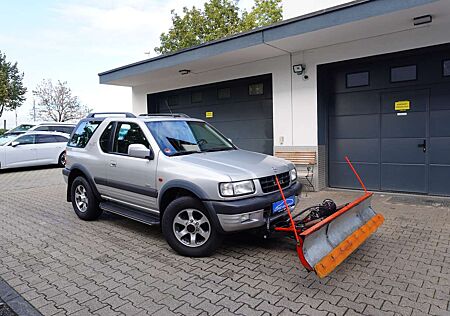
0 51 27 118
0 129 6 135
33 79 91 122
155 0 283 55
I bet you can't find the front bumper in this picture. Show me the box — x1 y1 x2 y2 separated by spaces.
205 182 302 232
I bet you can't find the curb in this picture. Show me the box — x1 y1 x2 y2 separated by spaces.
0 277 42 316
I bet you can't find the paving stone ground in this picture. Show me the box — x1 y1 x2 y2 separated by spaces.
0 167 449 316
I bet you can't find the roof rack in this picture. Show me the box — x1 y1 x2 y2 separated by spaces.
86 112 136 118
138 113 190 118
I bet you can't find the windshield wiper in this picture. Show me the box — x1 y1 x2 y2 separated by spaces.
170 150 201 156
202 147 235 153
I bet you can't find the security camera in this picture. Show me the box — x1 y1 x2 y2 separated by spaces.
293 64 305 75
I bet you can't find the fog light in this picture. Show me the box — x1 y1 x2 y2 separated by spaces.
240 214 250 222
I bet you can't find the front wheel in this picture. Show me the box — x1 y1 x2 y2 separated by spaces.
71 176 102 220
162 196 221 257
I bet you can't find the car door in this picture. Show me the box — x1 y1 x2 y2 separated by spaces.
35 134 67 163
4 134 37 168
105 122 158 212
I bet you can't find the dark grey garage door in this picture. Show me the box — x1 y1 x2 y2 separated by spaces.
147 74 273 155
322 44 450 195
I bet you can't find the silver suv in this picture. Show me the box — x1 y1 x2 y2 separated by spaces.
63 112 301 256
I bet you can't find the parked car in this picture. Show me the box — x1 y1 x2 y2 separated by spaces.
0 132 69 169
63 112 301 257
28 122 76 135
4 124 36 136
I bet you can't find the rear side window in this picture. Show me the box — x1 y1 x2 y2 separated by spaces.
36 135 58 144
68 121 101 148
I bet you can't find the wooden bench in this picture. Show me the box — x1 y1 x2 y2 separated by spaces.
275 150 317 191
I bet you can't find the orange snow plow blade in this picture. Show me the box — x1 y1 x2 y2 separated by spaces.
275 156 384 278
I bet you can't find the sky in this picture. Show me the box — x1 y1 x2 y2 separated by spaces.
0 0 349 128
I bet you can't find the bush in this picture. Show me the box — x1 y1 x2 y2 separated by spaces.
0 129 7 135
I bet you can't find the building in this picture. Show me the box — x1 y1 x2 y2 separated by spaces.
99 0 450 196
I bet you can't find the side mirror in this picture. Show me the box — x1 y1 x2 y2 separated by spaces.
11 141 19 147
128 144 153 160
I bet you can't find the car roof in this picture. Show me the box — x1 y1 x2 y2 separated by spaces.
25 131 70 137
34 122 76 126
80 113 204 124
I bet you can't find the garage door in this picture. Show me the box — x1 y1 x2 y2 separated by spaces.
325 44 450 195
147 74 273 155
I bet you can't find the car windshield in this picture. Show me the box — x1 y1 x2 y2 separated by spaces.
146 120 235 156
0 134 17 146
8 124 35 133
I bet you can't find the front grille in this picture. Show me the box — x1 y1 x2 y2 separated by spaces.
259 172 290 193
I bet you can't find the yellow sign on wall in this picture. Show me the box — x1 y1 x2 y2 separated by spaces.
205 111 214 118
395 100 410 111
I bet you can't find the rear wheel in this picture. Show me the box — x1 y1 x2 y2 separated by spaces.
162 196 221 257
71 176 102 220
58 151 66 167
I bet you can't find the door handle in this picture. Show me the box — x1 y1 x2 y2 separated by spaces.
418 140 426 153
110 161 117 167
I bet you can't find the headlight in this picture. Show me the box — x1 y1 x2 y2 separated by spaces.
219 180 255 197
290 168 297 182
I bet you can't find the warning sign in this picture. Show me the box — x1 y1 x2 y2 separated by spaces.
205 111 213 118
395 100 410 111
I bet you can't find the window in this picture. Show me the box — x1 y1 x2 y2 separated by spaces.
100 123 114 153
112 122 149 155
191 91 202 103
54 135 69 143
218 87 231 99
249 83 264 96
168 95 179 106
68 120 101 148
53 126 75 134
36 135 58 144
15 135 35 145
346 71 369 88
391 65 417 82
443 60 450 77
146 121 234 156
34 126 49 131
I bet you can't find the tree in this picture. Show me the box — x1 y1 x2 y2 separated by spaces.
32 79 90 122
155 0 283 55
0 51 27 118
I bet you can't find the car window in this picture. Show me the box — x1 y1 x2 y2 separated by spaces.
15 135 35 145
36 135 58 144
100 123 114 152
112 122 149 155
59 126 75 134
0 135 18 146
54 135 69 143
34 126 49 131
68 120 101 148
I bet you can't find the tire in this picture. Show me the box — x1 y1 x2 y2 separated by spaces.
58 151 66 167
162 196 222 257
71 176 102 220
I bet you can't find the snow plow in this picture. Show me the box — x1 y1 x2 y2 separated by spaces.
274 157 384 278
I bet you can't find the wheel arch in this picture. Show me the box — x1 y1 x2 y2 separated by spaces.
66 164 100 202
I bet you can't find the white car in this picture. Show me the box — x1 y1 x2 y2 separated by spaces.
0 132 69 170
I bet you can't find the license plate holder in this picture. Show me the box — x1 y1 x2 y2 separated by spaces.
272 195 295 215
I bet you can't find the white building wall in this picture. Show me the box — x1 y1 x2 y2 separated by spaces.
132 20 450 150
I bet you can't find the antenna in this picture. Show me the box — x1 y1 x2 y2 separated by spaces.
164 98 173 115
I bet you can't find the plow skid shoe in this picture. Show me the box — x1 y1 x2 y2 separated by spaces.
298 194 384 278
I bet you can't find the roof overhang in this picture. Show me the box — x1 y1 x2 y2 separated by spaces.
99 0 444 87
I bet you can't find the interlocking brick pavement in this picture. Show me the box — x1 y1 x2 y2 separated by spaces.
0 167 449 315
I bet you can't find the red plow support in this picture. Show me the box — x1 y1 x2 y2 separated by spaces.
274 157 385 278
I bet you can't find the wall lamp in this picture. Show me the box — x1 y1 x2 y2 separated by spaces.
413 15 432 26
293 64 306 75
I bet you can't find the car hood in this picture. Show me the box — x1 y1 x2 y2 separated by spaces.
177 149 292 181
